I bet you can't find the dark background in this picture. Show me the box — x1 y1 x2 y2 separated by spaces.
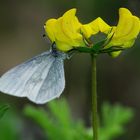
0 0 140 139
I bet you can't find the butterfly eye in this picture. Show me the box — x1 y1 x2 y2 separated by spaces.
43 34 46 37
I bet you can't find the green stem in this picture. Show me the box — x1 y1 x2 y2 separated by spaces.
91 54 98 140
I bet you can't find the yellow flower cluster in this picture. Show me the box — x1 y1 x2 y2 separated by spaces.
44 8 140 57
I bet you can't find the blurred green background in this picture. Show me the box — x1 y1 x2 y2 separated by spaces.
0 0 140 140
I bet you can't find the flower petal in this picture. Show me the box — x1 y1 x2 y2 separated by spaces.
45 19 57 42
81 17 111 38
105 8 140 57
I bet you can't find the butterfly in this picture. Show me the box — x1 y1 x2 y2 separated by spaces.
0 44 67 104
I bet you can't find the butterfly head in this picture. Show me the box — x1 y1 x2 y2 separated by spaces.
51 43 67 59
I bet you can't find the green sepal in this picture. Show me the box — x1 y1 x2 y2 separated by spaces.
99 46 126 53
91 39 107 52
73 47 95 53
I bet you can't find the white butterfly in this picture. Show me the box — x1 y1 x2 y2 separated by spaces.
0 45 67 104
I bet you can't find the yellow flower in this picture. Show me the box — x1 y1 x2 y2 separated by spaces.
105 8 140 57
44 9 111 52
45 9 84 51
81 17 111 38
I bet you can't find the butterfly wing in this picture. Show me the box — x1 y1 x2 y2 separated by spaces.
0 51 66 104
33 55 65 104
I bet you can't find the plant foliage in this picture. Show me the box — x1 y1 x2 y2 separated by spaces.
24 99 133 140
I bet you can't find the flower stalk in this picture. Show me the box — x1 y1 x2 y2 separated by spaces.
91 54 98 140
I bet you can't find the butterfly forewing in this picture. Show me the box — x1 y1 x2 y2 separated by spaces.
0 52 52 96
0 51 66 104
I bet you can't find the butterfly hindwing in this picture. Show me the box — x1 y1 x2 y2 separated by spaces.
32 56 65 103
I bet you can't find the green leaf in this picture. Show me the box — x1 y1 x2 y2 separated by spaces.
23 100 134 140
99 102 134 140
0 104 10 119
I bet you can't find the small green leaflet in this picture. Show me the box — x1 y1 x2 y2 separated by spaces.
0 104 10 119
